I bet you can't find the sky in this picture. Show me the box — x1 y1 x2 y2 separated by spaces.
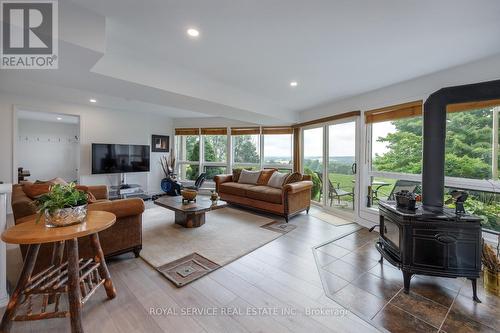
303 121 395 158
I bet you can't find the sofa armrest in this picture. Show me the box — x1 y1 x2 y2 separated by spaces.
283 181 313 194
214 174 234 192
87 185 108 200
88 198 144 219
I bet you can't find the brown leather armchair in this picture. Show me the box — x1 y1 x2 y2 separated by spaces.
11 184 144 272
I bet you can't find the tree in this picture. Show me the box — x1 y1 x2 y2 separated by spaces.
373 109 494 179
373 108 499 232
232 135 259 163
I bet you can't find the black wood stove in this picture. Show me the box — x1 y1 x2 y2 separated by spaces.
376 79 500 303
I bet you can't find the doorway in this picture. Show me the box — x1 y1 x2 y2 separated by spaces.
302 116 359 220
14 110 80 184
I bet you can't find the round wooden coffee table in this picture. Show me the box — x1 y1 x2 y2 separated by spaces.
0 211 117 333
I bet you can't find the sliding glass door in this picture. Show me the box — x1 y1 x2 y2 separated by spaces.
302 117 359 219
327 121 357 218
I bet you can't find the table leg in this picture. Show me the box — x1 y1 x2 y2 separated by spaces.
0 243 40 332
89 233 116 299
48 241 65 304
67 238 83 333
175 211 205 228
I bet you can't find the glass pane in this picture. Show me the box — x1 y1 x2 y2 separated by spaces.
204 166 227 180
371 117 422 174
204 135 227 162
232 135 260 164
176 135 199 162
445 107 498 180
263 134 292 165
445 188 499 233
179 164 199 181
368 177 416 206
303 127 323 203
328 122 355 211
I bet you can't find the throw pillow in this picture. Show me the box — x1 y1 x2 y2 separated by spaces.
257 169 277 185
232 168 243 182
284 172 302 185
23 183 51 199
238 169 261 184
267 172 289 189
49 177 69 185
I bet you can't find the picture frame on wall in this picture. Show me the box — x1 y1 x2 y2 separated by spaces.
152 135 170 152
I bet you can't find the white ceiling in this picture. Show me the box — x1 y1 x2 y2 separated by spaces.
2 0 500 124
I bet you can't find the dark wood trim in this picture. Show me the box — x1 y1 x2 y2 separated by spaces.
365 100 423 123
446 98 500 113
262 127 293 135
230 127 261 135
292 111 360 128
293 127 301 172
200 128 228 135
175 128 200 136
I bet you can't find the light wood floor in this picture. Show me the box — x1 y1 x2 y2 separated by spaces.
2 207 380 333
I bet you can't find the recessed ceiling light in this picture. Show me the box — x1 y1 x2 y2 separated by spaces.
290 81 298 87
89 98 97 103
187 28 200 38
56 117 62 120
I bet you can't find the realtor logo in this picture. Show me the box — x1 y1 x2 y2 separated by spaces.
1 0 58 69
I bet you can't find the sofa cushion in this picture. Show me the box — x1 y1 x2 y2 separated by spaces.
246 186 283 204
257 169 276 185
267 172 289 188
219 182 256 196
238 169 261 184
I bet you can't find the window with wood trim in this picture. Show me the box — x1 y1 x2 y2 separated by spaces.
175 132 200 181
263 127 293 169
231 127 260 165
368 101 423 175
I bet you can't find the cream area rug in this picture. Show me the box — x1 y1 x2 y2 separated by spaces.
140 206 294 286
310 209 353 226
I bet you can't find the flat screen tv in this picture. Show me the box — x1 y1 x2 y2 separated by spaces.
92 143 150 174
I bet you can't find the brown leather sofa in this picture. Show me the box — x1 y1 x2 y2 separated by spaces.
214 173 313 222
11 183 144 272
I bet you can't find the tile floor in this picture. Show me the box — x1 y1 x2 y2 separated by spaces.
314 228 500 333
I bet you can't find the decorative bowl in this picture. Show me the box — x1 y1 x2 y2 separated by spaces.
44 204 87 228
181 189 198 202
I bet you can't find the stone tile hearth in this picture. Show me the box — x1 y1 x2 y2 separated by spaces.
314 228 500 333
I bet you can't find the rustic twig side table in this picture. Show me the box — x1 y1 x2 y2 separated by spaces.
0 211 117 333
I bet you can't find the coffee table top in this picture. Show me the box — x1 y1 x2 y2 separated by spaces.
154 196 227 214
2 211 116 245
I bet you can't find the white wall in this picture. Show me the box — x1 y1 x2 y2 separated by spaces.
0 92 173 194
17 119 79 182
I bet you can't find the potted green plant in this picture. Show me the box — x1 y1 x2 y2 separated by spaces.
35 183 89 227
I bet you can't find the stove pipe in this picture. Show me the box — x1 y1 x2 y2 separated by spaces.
422 79 500 209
